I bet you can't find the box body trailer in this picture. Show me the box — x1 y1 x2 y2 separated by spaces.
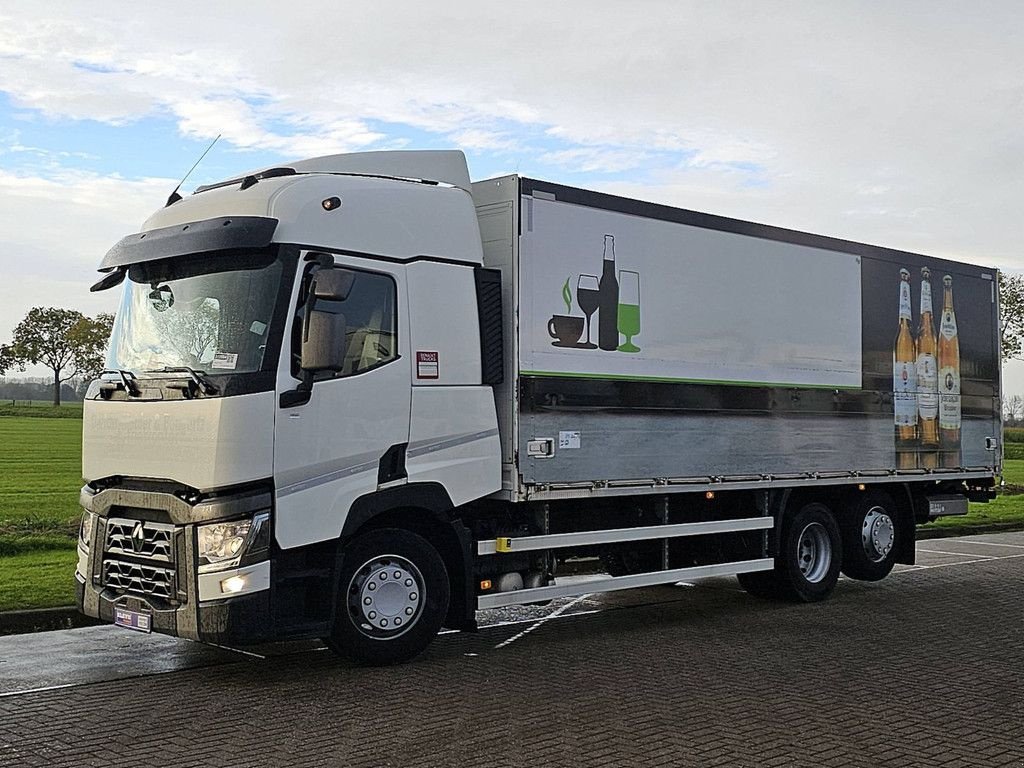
75 151 1000 664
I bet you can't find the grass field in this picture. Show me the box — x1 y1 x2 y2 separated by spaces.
0 549 79 611
0 412 1023 611
0 417 84 549
0 402 83 419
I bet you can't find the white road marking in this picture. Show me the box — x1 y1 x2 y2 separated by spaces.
494 594 593 649
185 638 267 659
951 539 1024 549
0 683 75 698
899 552 1024 571
917 548 996 559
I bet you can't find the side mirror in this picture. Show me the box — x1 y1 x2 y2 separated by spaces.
301 309 346 372
311 268 355 302
299 266 355 373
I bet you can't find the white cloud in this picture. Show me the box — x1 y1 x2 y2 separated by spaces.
2 1 1024 389
0 168 174 350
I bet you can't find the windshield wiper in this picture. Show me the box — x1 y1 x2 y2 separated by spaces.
152 366 219 396
99 369 141 397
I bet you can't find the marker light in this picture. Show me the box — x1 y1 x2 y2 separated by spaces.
321 196 342 211
858 484 866 491
705 491 715 500
479 579 493 591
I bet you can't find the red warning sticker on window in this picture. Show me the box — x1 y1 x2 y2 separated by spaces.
416 351 439 379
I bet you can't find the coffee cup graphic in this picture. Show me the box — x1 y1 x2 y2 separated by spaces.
548 314 585 347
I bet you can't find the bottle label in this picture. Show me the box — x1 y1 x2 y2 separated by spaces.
920 281 932 315
940 309 957 340
893 359 917 426
939 365 961 429
916 352 938 419
899 282 912 321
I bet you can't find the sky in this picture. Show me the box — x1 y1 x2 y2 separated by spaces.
1 1 1022 392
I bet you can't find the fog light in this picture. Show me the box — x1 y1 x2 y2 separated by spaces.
221 575 246 594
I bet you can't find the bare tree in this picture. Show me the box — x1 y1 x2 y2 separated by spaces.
1004 394 1024 426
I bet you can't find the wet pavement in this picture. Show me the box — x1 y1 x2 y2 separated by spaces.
1 532 1022 766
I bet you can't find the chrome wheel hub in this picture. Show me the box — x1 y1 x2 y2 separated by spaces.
861 507 895 563
796 522 832 583
348 554 424 639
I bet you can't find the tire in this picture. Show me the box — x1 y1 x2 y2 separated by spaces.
839 490 900 582
777 502 842 602
325 528 450 666
740 502 842 603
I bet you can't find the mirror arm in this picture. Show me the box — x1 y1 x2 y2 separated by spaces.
279 369 315 409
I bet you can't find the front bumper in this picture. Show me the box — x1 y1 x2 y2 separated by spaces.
76 484 275 646
77 576 272 645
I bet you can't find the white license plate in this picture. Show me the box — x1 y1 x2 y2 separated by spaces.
114 607 152 633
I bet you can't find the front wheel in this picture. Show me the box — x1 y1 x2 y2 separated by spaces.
325 528 450 666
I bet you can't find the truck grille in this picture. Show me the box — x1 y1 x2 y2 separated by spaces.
105 518 175 561
103 560 176 599
101 517 182 601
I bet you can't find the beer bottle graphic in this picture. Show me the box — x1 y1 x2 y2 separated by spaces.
916 267 940 469
893 268 918 469
937 274 961 468
597 234 620 351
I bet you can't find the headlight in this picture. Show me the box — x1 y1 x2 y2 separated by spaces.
197 512 270 573
79 511 96 549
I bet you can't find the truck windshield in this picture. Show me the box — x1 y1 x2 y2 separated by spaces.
107 251 286 376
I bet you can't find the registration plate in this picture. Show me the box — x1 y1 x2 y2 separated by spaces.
114 607 152 633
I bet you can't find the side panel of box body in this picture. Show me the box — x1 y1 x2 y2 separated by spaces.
514 179 1000 488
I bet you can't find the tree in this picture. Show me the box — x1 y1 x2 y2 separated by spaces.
999 272 1024 361
7 308 115 406
1004 394 1024 426
0 344 12 377
69 312 115 382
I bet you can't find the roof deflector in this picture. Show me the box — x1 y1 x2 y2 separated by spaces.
276 150 473 193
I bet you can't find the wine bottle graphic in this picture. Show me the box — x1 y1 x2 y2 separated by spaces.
597 234 620 351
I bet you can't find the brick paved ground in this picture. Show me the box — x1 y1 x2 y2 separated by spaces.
1 540 1022 767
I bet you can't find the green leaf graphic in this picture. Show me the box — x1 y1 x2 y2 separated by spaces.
562 276 572 313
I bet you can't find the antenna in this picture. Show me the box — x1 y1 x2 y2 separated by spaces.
165 133 221 207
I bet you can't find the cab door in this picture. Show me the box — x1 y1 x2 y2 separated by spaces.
273 253 410 551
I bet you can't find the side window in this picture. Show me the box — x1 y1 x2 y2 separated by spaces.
318 268 398 377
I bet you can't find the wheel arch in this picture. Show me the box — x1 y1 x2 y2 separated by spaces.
341 483 476 631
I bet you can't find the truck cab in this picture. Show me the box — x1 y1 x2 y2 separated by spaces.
77 152 502 661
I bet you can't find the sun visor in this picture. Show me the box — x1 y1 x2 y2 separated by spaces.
98 216 278 271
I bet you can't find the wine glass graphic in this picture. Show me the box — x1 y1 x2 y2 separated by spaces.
617 270 641 353
576 274 600 349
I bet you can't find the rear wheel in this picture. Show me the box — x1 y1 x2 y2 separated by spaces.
325 528 449 666
737 502 841 602
840 491 900 581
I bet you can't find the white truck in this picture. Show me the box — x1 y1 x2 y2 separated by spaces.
76 150 1000 664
